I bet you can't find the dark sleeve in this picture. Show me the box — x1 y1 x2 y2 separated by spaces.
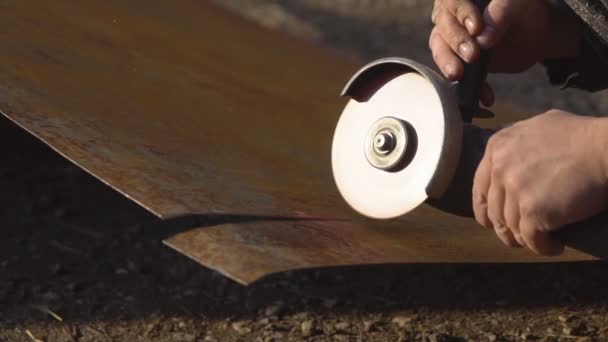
541 1 608 92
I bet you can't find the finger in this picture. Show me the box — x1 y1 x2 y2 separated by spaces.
430 28 464 80
477 0 526 48
441 0 484 35
472 145 492 229
435 9 480 63
431 1 442 24
520 219 565 256
480 82 494 107
487 179 519 247
504 192 524 247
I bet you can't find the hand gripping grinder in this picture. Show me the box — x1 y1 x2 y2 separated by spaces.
331 0 496 219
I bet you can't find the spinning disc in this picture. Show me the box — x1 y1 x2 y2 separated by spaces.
332 64 461 219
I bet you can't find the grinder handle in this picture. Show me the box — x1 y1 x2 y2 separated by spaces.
457 0 491 123
426 124 608 258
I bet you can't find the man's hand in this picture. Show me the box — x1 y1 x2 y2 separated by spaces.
473 110 608 255
430 0 583 104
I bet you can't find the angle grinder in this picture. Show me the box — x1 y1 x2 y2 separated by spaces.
330 1 608 258
331 1 495 219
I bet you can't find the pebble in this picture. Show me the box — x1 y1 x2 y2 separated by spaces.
334 335 349 342
392 316 413 327
363 320 377 332
301 320 314 337
264 301 285 316
485 333 497 342
292 312 309 320
171 333 195 342
49 263 63 275
322 298 338 309
114 268 128 275
232 322 252 335
335 322 351 332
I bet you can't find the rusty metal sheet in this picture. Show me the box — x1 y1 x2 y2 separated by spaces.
166 215 605 285
0 0 602 285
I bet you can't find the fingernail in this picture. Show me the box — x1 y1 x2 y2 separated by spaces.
464 18 475 33
444 63 456 78
476 25 496 48
459 41 473 60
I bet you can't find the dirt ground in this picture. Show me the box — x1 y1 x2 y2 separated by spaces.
2 1 608 341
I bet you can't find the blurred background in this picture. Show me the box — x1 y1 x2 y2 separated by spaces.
215 0 608 116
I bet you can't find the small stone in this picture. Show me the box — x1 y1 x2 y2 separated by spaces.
53 208 67 218
115 268 128 275
43 291 59 302
322 298 338 309
127 224 142 234
259 318 270 325
562 321 589 337
127 260 139 272
264 301 285 316
486 333 497 342
171 333 195 342
335 322 351 332
292 312 309 320
301 320 314 337
49 263 63 275
334 334 348 342
392 316 413 328
363 320 377 332
232 322 252 335
203 336 217 342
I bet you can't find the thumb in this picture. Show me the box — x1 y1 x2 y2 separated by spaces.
476 0 525 48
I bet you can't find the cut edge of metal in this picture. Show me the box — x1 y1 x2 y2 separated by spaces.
162 229 601 287
161 238 256 286
0 109 168 219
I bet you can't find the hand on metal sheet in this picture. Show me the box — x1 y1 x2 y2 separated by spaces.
430 0 582 98
472 110 608 256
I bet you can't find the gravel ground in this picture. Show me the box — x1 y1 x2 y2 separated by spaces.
2 1 608 341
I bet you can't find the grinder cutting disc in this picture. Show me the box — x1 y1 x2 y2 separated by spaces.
331 58 463 219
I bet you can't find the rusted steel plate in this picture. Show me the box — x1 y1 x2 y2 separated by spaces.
0 0 601 285
0 0 356 219
166 214 600 285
